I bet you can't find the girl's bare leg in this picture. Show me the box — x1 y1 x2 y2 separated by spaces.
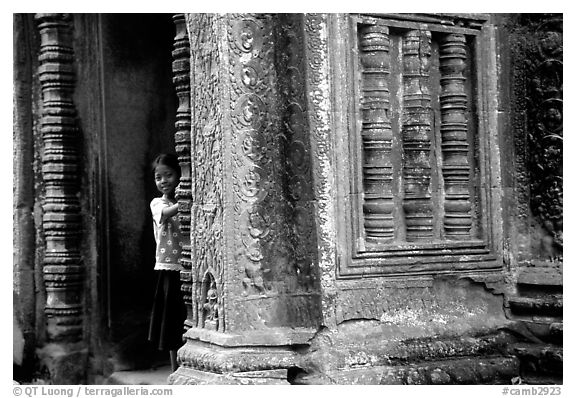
170 350 178 372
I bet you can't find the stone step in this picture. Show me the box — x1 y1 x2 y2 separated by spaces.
169 367 290 385
508 296 563 317
104 365 173 385
502 320 563 345
510 343 563 377
297 329 518 374
294 355 520 385
519 375 563 385
516 266 562 288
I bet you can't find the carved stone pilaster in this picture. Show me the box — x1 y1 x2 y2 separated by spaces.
302 13 338 330
358 24 395 243
524 15 563 254
276 14 320 293
186 13 225 331
401 30 433 241
35 13 83 343
171 14 193 329
171 13 321 385
439 34 473 239
225 13 320 322
227 14 274 300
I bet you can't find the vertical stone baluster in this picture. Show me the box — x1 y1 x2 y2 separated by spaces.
171 14 194 328
359 24 395 243
401 30 434 242
439 34 473 239
36 13 83 342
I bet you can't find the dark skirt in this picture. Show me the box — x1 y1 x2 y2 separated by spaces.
148 270 187 351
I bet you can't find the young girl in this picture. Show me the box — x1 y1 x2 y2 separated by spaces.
148 153 187 372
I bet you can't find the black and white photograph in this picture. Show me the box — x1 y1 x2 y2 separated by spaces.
10 6 566 394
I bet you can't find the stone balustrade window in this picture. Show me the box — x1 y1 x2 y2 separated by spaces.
330 14 501 277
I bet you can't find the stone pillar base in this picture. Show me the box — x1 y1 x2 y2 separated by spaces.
36 343 88 385
168 327 316 385
169 367 289 385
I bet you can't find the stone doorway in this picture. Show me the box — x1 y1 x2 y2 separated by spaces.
94 13 178 372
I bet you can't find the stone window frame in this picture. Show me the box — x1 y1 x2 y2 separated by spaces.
327 14 504 278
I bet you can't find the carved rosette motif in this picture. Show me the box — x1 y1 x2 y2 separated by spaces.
171 14 194 328
358 24 394 243
525 16 563 251
228 14 276 296
187 14 225 330
439 34 473 239
401 30 434 241
35 13 83 341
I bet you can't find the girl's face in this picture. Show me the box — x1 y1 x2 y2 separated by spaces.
154 164 178 197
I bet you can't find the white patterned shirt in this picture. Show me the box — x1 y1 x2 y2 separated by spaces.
150 197 187 271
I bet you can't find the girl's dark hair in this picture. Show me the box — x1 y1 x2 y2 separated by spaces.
152 153 181 179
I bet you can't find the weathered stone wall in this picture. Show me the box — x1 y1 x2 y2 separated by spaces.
172 13 526 385
496 14 563 384
13 13 41 382
333 277 507 335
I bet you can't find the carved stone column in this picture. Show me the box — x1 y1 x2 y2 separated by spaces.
35 13 87 384
171 14 193 327
170 13 321 385
36 13 83 343
358 24 395 244
439 33 473 239
401 30 434 241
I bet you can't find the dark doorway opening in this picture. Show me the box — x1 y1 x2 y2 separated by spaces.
97 13 177 371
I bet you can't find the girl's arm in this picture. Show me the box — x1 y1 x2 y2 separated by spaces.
151 198 179 225
161 203 179 221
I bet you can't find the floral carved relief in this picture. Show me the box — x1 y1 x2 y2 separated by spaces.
512 14 563 257
526 16 563 252
228 14 275 295
187 14 226 330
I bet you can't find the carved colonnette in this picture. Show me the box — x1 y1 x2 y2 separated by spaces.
36 13 84 343
32 13 90 385
439 33 473 240
170 14 194 329
401 30 434 242
358 24 395 243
